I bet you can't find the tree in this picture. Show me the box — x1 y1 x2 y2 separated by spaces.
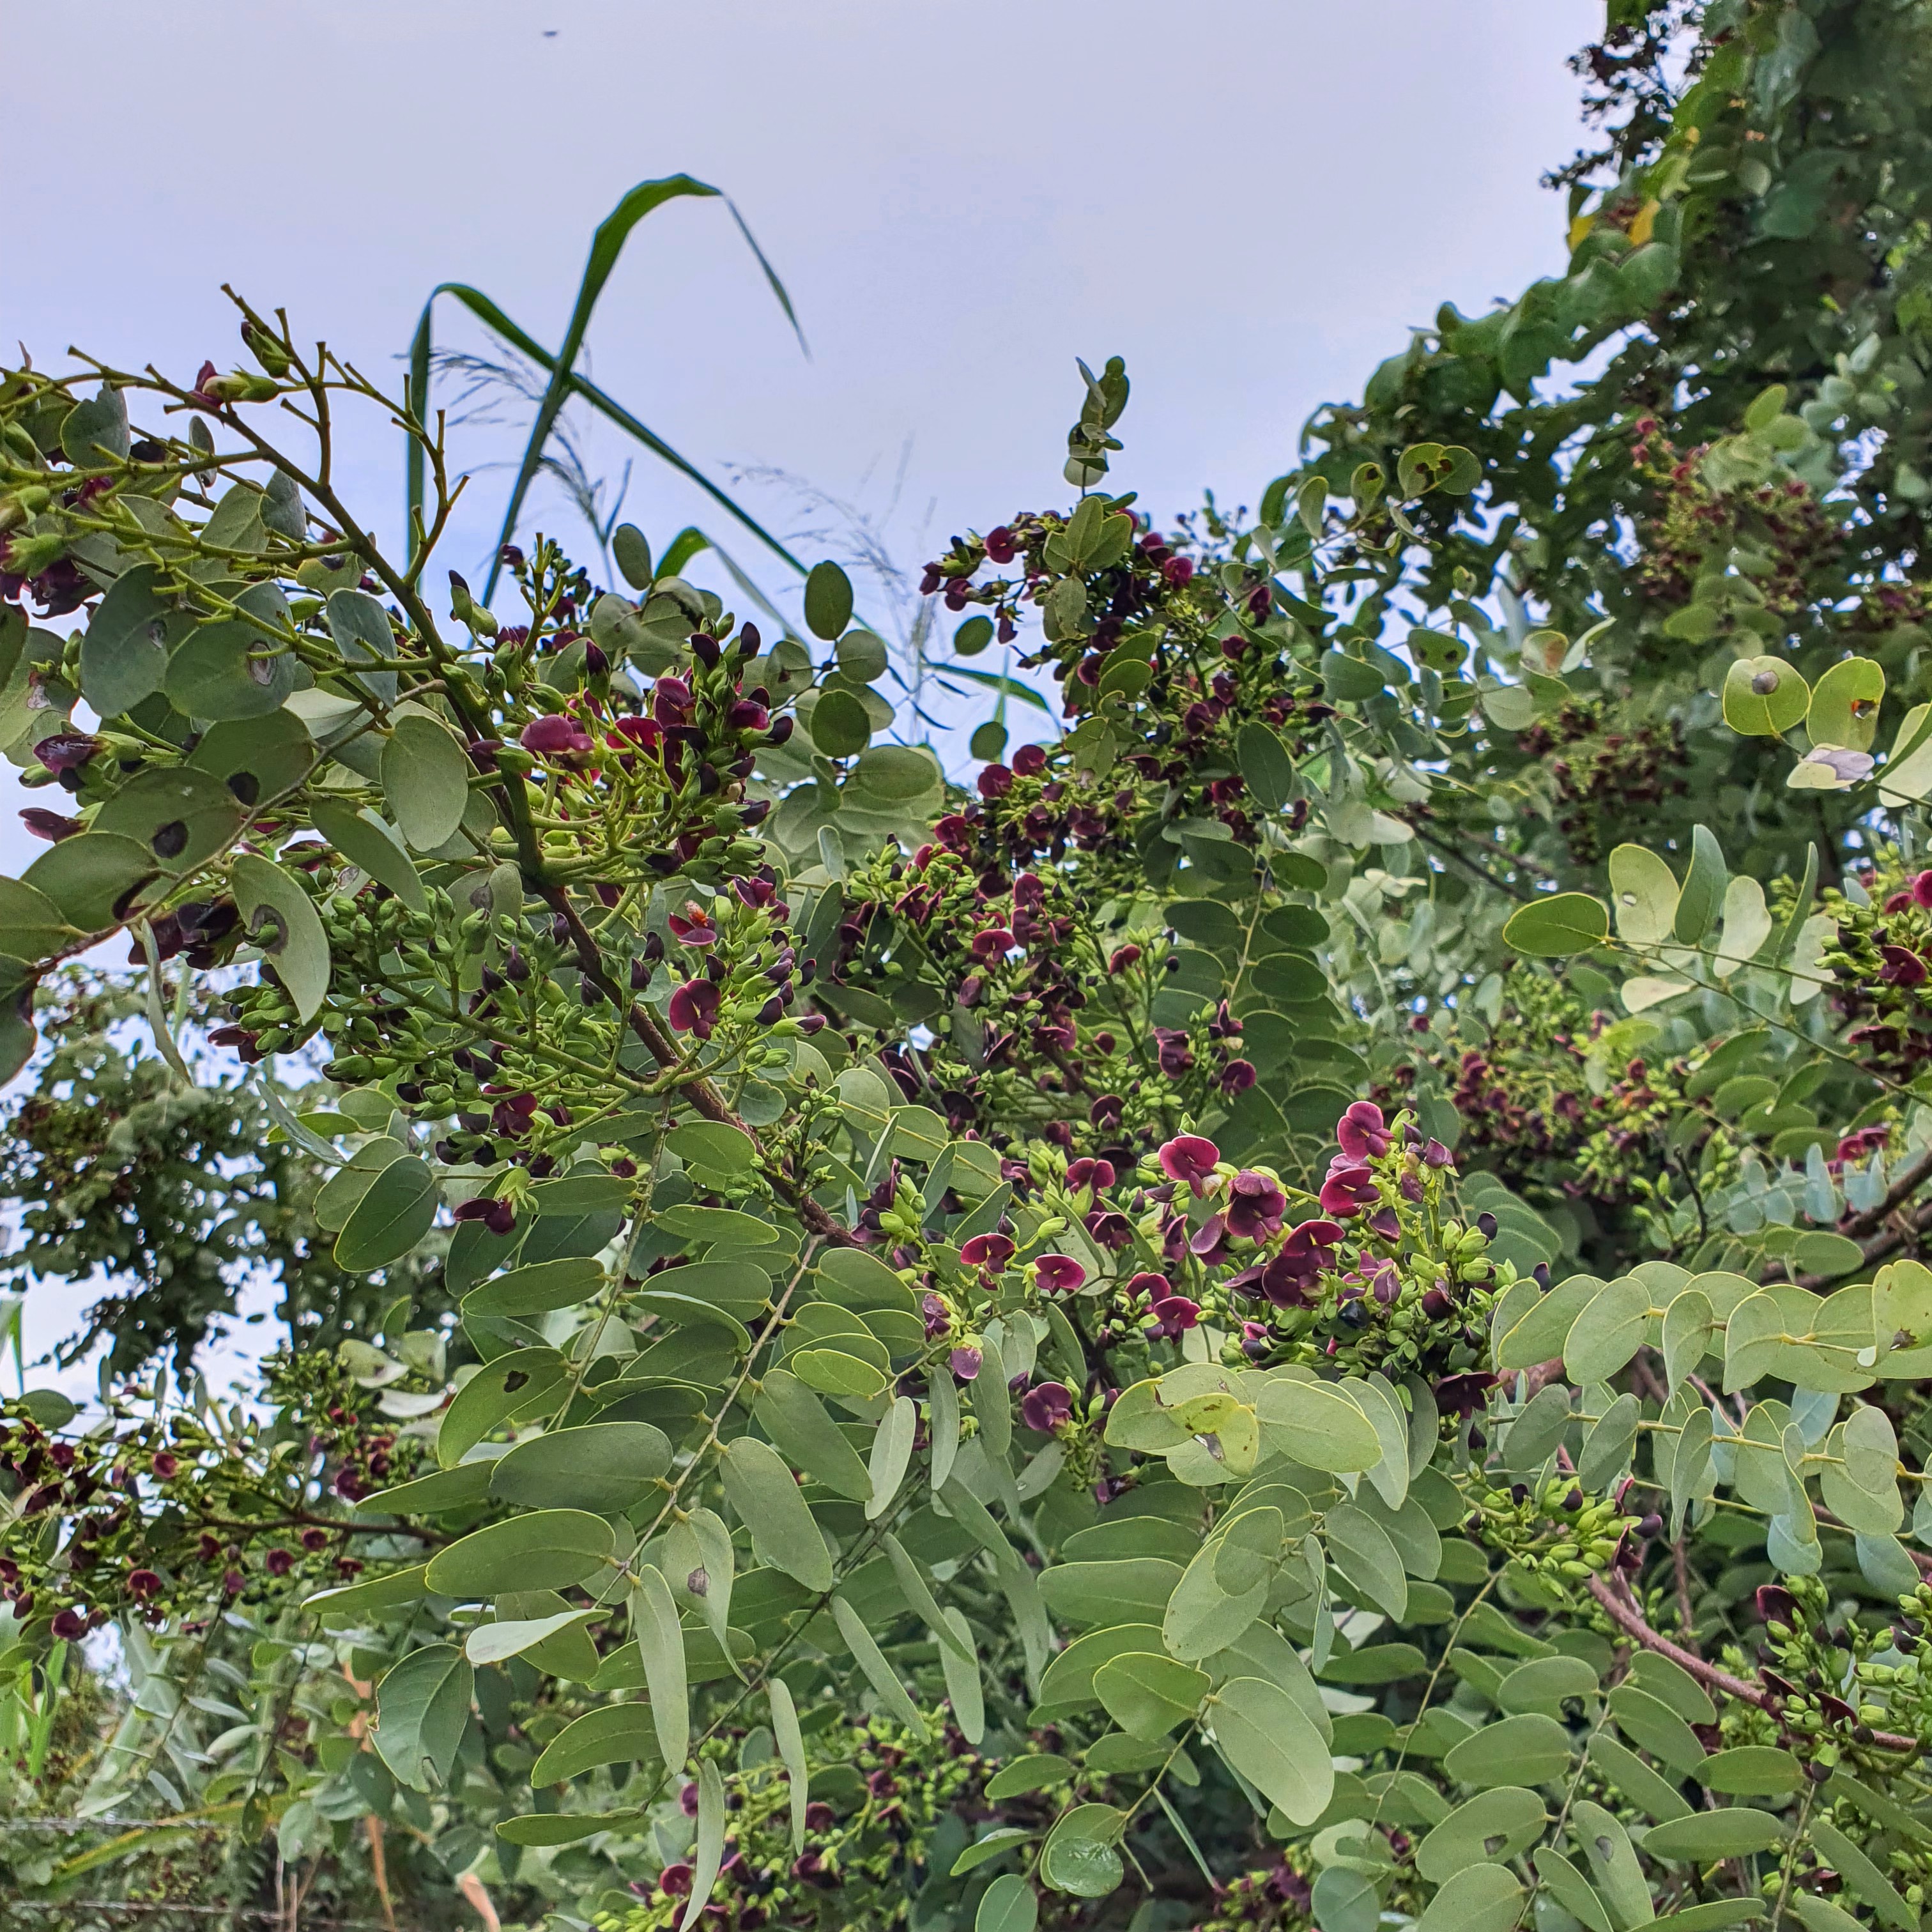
6 4 1932 1929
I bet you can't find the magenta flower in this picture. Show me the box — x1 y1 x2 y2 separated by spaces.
1021 1382 1073 1432
1012 744 1046 777
1066 1157 1116 1194
668 979 721 1039
977 764 1014 799
959 1232 1015 1269
1189 1213 1229 1263
521 712 594 756
1149 1292 1200 1333
1126 1270 1170 1303
1913 871 1932 910
1337 1100 1390 1162
1158 1134 1220 1186
1319 1161 1378 1219
1225 1170 1288 1242
1032 1254 1086 1294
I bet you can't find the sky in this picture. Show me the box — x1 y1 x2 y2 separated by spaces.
1 0 1598 1392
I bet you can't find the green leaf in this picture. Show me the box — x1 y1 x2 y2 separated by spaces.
1211 1675 1335 1825
1586 1732 1690 1822
804 561 855 641
1723 657 1809 737
770 1677 808 1852
1642 1809 1786 1862
1325 1504 1407 1620
463 1256 604 1317
1607 845 1680 946
720 1436 833 1591
1564 1276 1650 1382
985 1757 1071 1801
940 1606 985 1745
954 1826 1038 1874
464 1606 597 1667
23 832 155 934
423 1508 615 1596
1039 1804 1124 1899
1662 1289 1715 1392
0 875 79 962
530 1702 659 1786
489 1422 671 1514
1810 1819 1917 1931
1502 893 1609 957
59 381 130 465
668 1119 756 1173
1443 1713 1573 1788
1038 1560 1181 1629
309 802 427 912
611 524 654 588
1417 1862 1525 1932
1038 1622 1169 1712
381 712 471 850
755 1368 875 1501
1571 1798 1651 1929
165 618 296 720
231 853 330 1023
681 1757 725 1931
1255 1377 1384 1471
1808 657 1886 752
1607 1685 1706 1772
1497 1655 1598 1717
495 1809 644 1846
1537 1848 1615 1932
976 1874 1038 1932
80 565 170 717
866 1395 917 1521
334 1155 440 1272
1092 1651 1208 1741
1698 1747 1801 1797
810 687 871 756
1236 723 1296 813
832 1593 930 1740
371 1644 472 1793
1416 1788 1549 1881
437 1348 567 1465
303 1563 431 1625
1674 825 1728 944
633 1563 691 1772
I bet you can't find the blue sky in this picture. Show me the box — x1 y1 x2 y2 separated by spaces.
3 0 1597 1388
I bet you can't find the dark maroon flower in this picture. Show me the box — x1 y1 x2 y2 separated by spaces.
52 1607 87 1641
1066 1157 1116 1194
1158 1134 1220 1186
1366 1206 1402 1241
1154 1027 1195 1076
126 1568 162 1599
668 979 721 1038
984 526 1016 565
20 806 81 841
1319 1160 1377 1219
1913 870 1932 910
970 926 1015 960
1149 1292 1200 1333
1162 556 1194 587
1225 1170 1288 1242
265 1548 293 1577
151 1453 179 1479
521 712 595 756
1337 1100 1391 1161
1220 1058 1257 1095
1084 1209 1132 1250
977 764 1014 799
1880 944 1927 987
1756 1584 1797 1629
1021 1382 1073 1432
33 732 101 773
1032 1253 1086 1294
1422 1137 1454 1169
1434 1371 1497 1418
668 904 717 947
659 1862 694 1897
959 1232 1015 1269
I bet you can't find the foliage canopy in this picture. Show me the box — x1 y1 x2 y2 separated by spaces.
10 4 1932 1930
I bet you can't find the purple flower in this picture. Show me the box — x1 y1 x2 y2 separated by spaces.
921 1292 950 1339
1366 1206 1402 1241
1423 1137 1454 1169
1255 1218 1344 1305
521 712 595 756
1032 1254 1086 1295
1085 1209 1133 1250
1319 1160 1378 1220
960 1233 1015 1269
1225 1170 1288 1242
1219 1058 1257 1095
667 979 721 1039
1337 1100 1390 1162
949 1346 983 1381
33 732 100 774
1021 1382 1073 1432
1880 944 1928 988
1066 1156 1116 1194
1158 1134 1220 1186
1149 1292 1199 1335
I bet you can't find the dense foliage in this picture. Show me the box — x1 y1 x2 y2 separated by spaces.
9 4 1932 1930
